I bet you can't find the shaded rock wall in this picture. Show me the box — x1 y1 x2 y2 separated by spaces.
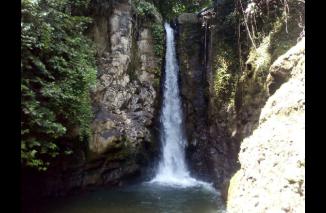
176 12 238 188
176 14 211 181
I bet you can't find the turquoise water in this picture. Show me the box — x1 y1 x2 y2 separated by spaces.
24 183 225 213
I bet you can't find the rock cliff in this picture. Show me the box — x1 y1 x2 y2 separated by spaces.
176 8 304 208
176 13 211 181
227 38 305 213
176 12 239 188
87 0 161 187
38 0 163 196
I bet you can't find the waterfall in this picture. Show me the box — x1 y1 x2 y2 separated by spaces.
150 23 213 190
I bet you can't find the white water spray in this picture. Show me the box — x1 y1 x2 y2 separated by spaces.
150 23 214 191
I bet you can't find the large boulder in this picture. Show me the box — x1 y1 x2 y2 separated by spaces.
227 38 305 213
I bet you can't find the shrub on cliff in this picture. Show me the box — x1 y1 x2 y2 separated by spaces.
152 0 211 20
21 0 96 170
132 0 164 62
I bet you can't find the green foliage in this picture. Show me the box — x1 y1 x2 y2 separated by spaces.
246 16 301 79
247 35 272 75
210 0 242 111
132 0 164 58
150 22 164 57
269 16 302 62
214 57 231 95
132 0 164 72
129 0 164 78
153 0 212 20
171 2 186 16
133 0 159 19
21 0 96 170
207 0 304 130
213 54 237 109
238 0 305 49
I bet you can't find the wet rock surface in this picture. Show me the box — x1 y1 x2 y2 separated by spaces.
176 14 212 182
176 13 238 188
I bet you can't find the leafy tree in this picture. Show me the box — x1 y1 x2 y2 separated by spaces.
132 0 165 60
21 0 96 170
152 0 212 20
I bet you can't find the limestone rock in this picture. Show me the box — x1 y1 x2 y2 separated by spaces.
137 27 160 84
266 39 305 95
227 38 305 213
89 0 158 157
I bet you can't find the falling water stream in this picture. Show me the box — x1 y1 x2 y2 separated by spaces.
150 23 213 190
23 23 224 213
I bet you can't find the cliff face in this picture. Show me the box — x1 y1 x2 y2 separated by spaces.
86 0 160 187
177 12 239 188
176 13 211 181
227 38 305 213
39 0 163 196
176 8 304 205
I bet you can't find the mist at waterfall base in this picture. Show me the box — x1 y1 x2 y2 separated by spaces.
23 23 224 213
